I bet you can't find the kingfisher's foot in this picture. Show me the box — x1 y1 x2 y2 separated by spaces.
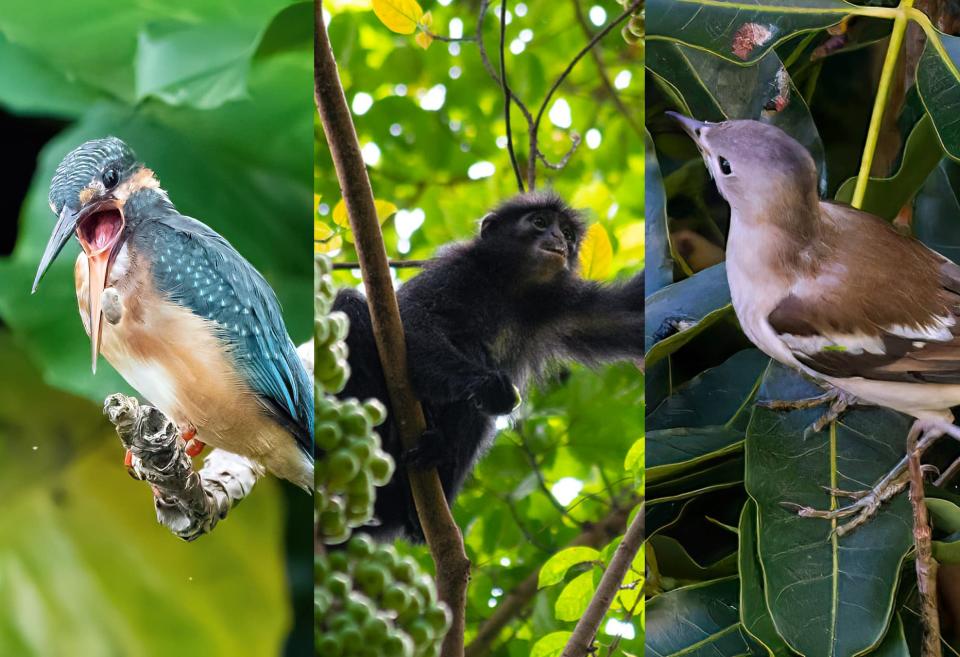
782 419 946 537
179 424 205 457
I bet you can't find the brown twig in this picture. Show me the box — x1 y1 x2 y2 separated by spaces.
570 0 643 137
315 5 470 656
499 0 525 191
561 502 644 657
526 0 641 189
908 425 942 657
331 259 429 270
464 500 636 657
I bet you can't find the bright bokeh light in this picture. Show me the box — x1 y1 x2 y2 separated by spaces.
589 5 607 25
389 123 402 136
548 98 572 128
420 84 447 111
394 208 426 238
351 92 373 115
510 39 525 55
361 142 381 166
449 17 464 39
604 619 636 640
586 128 602 149
551 477 583 506
519 28 534 43
515 3 528 16
468 161 496 179
614 70 632 90
394 83 407 96
449 66 462 79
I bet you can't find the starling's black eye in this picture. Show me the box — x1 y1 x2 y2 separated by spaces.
718 156 732 176
102 167 120 189
531 214 547 229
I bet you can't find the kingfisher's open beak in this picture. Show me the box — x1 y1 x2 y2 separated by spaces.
665 111 707 143
33 197 126 373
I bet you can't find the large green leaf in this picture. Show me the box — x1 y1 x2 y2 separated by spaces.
648 348 768 432
646 129 673 295
914 159 960 263
648 426 744 485
917 29 960 161
738 500 793 657
834 112 943 219
647 41 827 191
0 0 286 105
646 577 764 657
0 330 289 656
647 0 861 64
745 362 913 657
645 263 733 365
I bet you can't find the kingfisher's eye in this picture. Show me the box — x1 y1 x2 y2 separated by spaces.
718 156 733 176
102 167 120 189
531 215 547 229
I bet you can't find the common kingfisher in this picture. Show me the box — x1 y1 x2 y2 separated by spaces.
32 138 313 491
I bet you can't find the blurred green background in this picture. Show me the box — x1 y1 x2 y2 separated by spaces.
0 1 313 655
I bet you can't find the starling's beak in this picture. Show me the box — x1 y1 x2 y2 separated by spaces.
34 197 126 373
665 111 707 144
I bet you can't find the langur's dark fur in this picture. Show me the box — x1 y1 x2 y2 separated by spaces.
331 191 644 540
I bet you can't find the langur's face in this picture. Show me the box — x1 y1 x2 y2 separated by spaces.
520 209 582 279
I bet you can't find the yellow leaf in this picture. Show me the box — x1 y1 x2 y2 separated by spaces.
579 223 613 280
332 198 398 228
332 199 349 228
371 0 423 34
420 10 432 27
615 222 644 261
314 234 343 255
415 30 433 49
314 219 334 242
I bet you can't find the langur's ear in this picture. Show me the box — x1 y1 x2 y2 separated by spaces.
479 212 497 238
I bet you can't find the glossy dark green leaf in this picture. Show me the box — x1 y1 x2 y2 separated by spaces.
745 361 913 657
651 534 739 580
647 0 858 64
646 457 746 502
645 263 733 365
648 426 744 485
647 42 827 191
834 112 942 219
914 159 960 262
646 577 764 657
917 30 960 161
648 349 768 432
646 129 673 295
738 500 793 657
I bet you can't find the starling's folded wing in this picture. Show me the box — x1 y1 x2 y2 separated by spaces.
140 213 313 454
768 247 960 385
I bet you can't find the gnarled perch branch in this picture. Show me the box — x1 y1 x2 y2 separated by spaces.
105 393 264 542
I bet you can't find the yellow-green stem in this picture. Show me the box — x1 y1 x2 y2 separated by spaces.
851 0 914 208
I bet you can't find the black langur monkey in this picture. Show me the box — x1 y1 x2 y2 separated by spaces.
332 191 643 540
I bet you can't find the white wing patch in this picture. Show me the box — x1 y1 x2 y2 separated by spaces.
887 316 955 342
779 332 885 356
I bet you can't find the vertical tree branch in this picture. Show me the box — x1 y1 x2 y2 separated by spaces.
315 5 470 656
908 427 942 657
561 503 645 657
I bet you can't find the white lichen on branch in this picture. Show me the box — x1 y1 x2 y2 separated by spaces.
103 393 264 541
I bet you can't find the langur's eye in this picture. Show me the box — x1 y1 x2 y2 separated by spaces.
562 229 574 241
531 215 547 229
718 156 732 176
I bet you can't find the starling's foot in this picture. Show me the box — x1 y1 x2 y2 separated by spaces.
783 419 946 536
757 386 859 437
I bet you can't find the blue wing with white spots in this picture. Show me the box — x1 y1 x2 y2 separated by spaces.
137 214 313 454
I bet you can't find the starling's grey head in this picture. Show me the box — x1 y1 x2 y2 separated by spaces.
667 114 819 218
48 137 139 216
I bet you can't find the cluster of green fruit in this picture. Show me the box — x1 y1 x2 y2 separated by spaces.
315 536 450 657
315 394 394 543
314 255 396 544
621 0 643 45
315 255 351 394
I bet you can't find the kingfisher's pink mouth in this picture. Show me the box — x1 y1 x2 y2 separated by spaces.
77 207 124 256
